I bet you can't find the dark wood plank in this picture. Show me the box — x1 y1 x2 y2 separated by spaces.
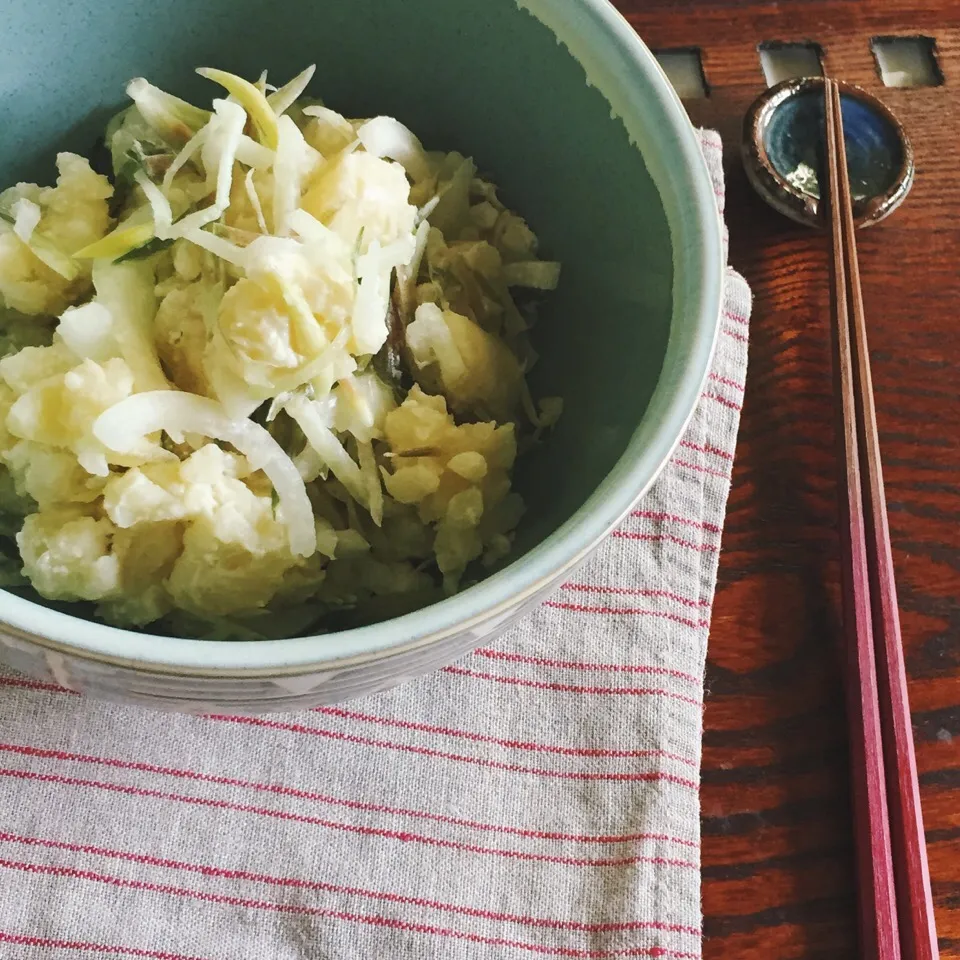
615 0 960 956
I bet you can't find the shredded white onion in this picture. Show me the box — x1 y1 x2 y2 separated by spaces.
126 77 210 142
267 65 317 117
301 105 348 121
93 392 316 557
210 99 247 210
294 443 326 482
27 235 79 280
272 115 306 238
416 194 440 225
244 169 268 234
396 218 430 318
351 235 416 355
93 260 170 391
11 198 41 243
301 104 357 153
173 99 246 236
134 171 173 239
236 135 275 169
357 116 430 182
406 302 467 382
180 226 248 267
351 241 391 356
285 394 369 509
9 195 78 279
162 126 207 195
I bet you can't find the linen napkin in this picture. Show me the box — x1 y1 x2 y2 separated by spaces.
0 129 750 960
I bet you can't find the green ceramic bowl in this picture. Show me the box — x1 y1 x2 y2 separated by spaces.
0 0 723 711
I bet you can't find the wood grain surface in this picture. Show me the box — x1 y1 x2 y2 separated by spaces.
615 1 960 956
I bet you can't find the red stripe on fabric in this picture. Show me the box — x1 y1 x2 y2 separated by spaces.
668 458 730 480
474 647 702 684
0 765 697 868
677 438 734 462
0 832 701 938
440 667 703 711
609 530 717 552
0 675 71 694
543 601 708 631
0 727 696 848
0 681 681 782
707 372 744 393
629 511 722 535
313 706 697 767
208 714 688 782
702 391 741 411
0 932 210 960
721 327 749 344
560 583 710 608
0 859 700 959
722 309 749 326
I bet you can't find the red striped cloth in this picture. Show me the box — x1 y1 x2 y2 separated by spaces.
0 129 750 960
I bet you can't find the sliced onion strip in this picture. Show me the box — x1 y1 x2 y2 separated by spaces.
267 65 317 117
285 394 369 509
93 392 316 557
357 116 430 182
244 169 268 234
11 198 41 243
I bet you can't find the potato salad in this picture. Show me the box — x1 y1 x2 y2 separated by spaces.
0 66 561 640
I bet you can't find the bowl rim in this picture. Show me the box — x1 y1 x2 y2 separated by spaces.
0 0 725 677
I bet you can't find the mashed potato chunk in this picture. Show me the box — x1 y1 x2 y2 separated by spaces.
0 154 113 316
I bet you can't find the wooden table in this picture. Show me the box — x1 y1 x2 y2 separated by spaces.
617 0 960 955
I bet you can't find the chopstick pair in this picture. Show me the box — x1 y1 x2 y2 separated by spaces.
824 78 939 960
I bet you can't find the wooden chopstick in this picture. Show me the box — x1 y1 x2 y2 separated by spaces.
826 79 941 960
824 77 901 960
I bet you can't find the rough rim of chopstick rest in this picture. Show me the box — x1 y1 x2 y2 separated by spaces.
825 76 902 960
829 79 941 960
